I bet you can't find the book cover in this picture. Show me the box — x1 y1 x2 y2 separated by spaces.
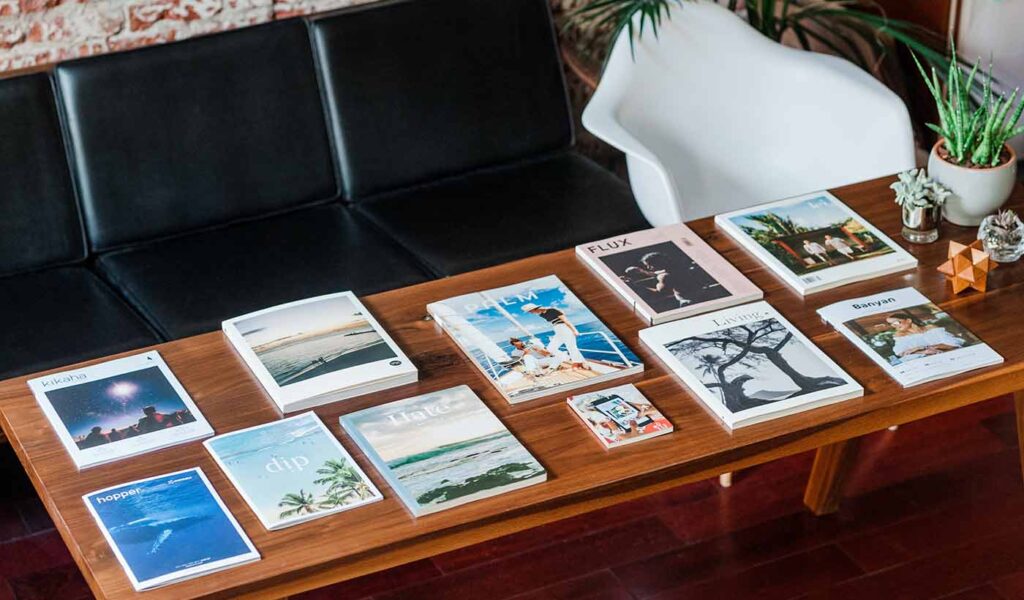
340 385 546 516
576 224 762 323
204 412 382 530
640 301 862 428
83 468 259 591
817 287 1004 387
567 384 672 448
426 275 643 403
222 291 416 411
27 351 214 469
714 192 917 295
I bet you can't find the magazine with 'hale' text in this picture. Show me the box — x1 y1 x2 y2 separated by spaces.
817 287 1003 387
340 385 546 517
27 351 213 469
427 275 643 404
640 301 862 429
83 468 259 591
205 412 382 531
714 191 917 295
222 291 417 412
576 224 762 324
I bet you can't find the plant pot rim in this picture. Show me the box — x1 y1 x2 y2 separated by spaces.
930 139 1018 172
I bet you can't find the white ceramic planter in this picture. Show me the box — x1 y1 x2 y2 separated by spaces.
928 140 1017 226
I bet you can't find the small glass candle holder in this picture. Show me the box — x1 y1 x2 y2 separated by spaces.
977 210 1024 263
901 204 941 244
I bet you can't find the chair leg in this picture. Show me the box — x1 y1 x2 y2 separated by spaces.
718 472 733 488
804 437 861 516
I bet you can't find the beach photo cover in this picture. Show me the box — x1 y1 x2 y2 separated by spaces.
342 385 545 515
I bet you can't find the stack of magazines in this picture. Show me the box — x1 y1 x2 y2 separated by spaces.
640 301 863 428
427 275 643 404
817 287 1003 387
576 224 762 324
222 292 417 412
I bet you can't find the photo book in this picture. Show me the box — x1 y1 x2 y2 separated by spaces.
576 224 762 324
340 385 546 517
222 292 417 412
27 351 214 469
83 468 259 591
567 383 672 448
427 275 643 404
640 301 862 429
714 192 917 295
817 287 1003 387
205 412 382 531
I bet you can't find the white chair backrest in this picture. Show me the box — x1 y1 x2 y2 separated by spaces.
583 0 916 224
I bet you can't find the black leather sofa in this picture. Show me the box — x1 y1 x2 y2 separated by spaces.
0 0 649 380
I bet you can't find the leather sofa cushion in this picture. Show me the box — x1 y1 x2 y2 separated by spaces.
310 0 572 199
0 268 159 380
0 74 84 276
355 152 650 276
56 20 337 251
95 204 433 340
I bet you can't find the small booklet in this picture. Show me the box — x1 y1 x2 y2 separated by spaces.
340 385 546 517
715 191 917 295
83 468 259 591
576 224 763 324
204 412 382 530
222 292 417 412
567 384 672 448
427 275 643 404
640 301 862 429
817 287 1004 387
27 351 213 469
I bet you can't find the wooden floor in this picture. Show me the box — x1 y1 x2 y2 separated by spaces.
0 396 1019 600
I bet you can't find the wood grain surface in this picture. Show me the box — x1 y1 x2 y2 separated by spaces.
1 176 1022 599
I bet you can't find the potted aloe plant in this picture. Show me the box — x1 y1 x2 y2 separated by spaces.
915 49 1024 226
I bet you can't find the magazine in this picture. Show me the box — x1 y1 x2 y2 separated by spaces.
427 275 643 404
27 351 213 469
222 292 417 412
817 287 1004 387
640 301 862 428
204 412 382 530
340 385 545 516
576 224 763 324
714 191 917 295
83 468 259 591
567 384 672 448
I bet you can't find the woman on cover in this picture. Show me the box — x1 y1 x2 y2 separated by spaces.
886 311 965 361
626 251 695 308
507 337 562 376
520 303 590 370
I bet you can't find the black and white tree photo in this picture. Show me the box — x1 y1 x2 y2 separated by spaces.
667 318 847 413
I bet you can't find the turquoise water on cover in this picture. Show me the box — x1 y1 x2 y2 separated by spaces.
388 431 544 507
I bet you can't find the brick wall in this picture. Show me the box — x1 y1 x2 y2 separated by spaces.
0 0 370 74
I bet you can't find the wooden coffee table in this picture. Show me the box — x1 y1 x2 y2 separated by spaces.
1 176 1022 599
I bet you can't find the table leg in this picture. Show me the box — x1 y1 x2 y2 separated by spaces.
803 437 862 516
1014 391 1024 483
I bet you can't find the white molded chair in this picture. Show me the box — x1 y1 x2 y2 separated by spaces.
582 0 917 224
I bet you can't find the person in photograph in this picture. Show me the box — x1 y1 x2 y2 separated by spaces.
824 235 855 261
635 251 694 307
520 303 590 370
886 311 965 360
81 426 110 448
507 337 562 375
803 239 830 264
136 405 182 434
